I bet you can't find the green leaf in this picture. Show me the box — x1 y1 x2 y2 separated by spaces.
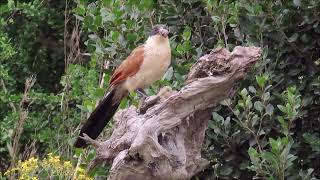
127 33 137 42
94 15 102 26
261 152 277 166
224 117 230 127
8 0 15 10
263 92 270 101
248 86 256 93
212 112 224 122
240 88 248 97
94 88 105 98
208 121 221 134
74 148 83 156
248 147 260 166
277 116 288 135
183 27 192 40
254 101 263 112
176 44 184 54
163 67 174 80
277 105 287 113
83 15 94 29
76 104 86 112
75 4 86 16
111 31 120 41
174 72 184 83
288 33 299 43
245 96 253 109
84 99 93 112
220 98 231 106
182 41 191 51
266 104 274 116
303 133 320 152
269 138 279 153
211 16 221 22
140 0 153 9
88 34 99 41
251 115 259 127
219 165 233 176
255 75 268 88
208 120 215 129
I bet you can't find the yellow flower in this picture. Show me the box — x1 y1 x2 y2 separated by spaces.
4 167 18 176
19 157 38 175
63 161 73 170
76 167 85 173
75 167 93 180
77 174 93 180
5 153 92 180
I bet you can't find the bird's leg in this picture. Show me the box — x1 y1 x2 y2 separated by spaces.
136 88 148 113
136 88 148 98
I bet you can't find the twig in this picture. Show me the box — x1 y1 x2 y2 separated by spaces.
64 0 70 69
72 153 82 180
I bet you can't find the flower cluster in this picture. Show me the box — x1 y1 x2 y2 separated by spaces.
4 157 39 180
4 153 92 180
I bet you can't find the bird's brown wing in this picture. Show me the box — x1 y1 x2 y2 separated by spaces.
109 45 144 86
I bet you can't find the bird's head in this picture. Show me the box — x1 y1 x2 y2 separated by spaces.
149 25 169 38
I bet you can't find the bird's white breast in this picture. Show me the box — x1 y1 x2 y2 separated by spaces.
125 35 171 92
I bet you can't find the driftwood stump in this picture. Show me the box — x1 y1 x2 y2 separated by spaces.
82 46 261 180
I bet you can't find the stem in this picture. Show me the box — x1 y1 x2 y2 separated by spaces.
72 153 82 180
221 16 228 49
64 0 70 70
10 76 36 169
227 105 263 153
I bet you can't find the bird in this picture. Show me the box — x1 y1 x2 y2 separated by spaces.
74 25 171 148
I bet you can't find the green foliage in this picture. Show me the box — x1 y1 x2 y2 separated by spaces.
204 73 318 178
1 0 319 179
0 0 104 175
248 137 298 180
200 0 320 179
303 133 320 153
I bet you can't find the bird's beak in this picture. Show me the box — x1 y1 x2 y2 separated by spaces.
159 28 169 38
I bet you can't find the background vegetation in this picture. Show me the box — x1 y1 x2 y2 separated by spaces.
0 0 319 179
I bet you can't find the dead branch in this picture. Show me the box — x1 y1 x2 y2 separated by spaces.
82 46 261 180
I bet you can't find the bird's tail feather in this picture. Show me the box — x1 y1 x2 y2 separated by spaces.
74 87 125 148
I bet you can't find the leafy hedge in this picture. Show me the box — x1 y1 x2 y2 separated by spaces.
0 0 319 179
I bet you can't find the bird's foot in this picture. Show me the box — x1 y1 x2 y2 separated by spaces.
136 88 148 98
79 133 101 148
138 95 160 114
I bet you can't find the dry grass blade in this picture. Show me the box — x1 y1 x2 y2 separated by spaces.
9 76 36 169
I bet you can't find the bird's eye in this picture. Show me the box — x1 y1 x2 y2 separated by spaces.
149 25 164 36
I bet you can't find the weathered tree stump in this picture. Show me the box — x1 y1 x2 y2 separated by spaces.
81 46 261 180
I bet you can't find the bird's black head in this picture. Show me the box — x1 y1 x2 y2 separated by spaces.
149 25 169 38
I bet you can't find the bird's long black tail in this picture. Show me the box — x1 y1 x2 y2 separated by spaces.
74 87 125 148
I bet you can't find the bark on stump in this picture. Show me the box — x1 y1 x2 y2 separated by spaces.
81 46 261 180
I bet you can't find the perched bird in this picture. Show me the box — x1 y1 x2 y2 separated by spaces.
74 25 171 148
